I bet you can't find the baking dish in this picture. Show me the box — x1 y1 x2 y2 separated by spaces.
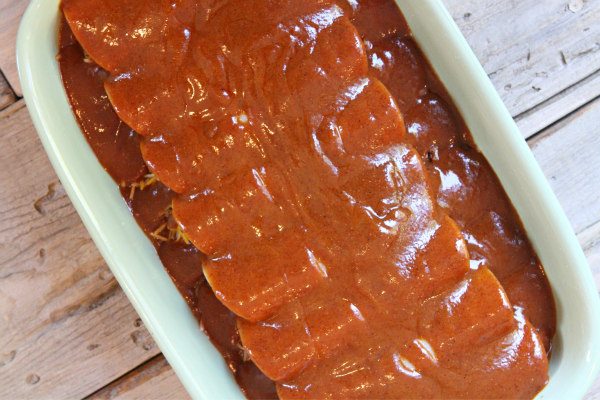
16 0 600 398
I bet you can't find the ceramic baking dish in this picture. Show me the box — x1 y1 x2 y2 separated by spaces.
17 0 600 398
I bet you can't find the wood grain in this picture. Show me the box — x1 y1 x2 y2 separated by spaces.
0 0 27 96
443 0 600 119
0 101 161 399
516 69 600 139
529 95 600 235
87 355 189 400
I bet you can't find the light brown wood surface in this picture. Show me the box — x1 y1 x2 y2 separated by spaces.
0 101 163 399
1 0 599 399
0 0 27 95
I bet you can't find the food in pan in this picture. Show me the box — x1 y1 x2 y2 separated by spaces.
58 0 556 398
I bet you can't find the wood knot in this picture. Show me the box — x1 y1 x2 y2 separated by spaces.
130 330 154 351
568 0 584 12
26 374 40 385
0 350 16 367
33 182 62 215
98 269 113 281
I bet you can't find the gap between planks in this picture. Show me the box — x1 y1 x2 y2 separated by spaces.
515 68 600 139
85 354 189 400
0 69 16 111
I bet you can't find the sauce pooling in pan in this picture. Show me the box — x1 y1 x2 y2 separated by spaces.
59 0 555 398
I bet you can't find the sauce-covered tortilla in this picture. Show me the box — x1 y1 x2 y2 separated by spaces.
58 1 555 398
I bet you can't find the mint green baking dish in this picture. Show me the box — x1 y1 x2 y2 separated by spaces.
17 0 600 398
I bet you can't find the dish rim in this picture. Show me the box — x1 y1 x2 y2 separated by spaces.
16 0 600 399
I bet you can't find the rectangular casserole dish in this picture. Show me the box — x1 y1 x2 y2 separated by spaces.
17 0 600 398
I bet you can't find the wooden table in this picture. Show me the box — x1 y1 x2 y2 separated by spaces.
1 0 599 398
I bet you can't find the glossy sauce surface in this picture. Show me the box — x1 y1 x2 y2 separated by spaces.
59 0 555 398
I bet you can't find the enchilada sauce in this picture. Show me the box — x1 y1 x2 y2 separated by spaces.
58 0 555 398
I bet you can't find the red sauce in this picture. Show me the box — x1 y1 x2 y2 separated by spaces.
58 1 555 398
59 19 278 399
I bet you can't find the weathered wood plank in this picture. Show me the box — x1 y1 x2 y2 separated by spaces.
0 0 27 96
443 0 600 121
87 355 189 400
0 101 161 399
516 69 600 139
529 96 600 235
0 70 15 110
